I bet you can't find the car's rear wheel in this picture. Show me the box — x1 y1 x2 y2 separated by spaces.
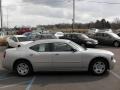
89 59 108 75
113 41 120 47
14 61 33 76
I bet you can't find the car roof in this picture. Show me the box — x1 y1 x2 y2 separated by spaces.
64 33 83 35
13 35 26 37
96 32 113 34
32 39 71 44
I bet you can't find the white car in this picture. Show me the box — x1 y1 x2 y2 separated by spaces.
7 35 33 48
2 39 116 76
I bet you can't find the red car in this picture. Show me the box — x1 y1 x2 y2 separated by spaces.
17 28 32 35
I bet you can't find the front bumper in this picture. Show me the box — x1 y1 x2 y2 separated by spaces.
109 59 116 69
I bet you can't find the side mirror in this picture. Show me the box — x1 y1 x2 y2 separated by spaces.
71 48 77 52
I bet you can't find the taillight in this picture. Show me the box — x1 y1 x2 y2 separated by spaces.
3 51 6 58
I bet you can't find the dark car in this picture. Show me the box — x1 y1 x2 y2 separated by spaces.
117 32 120 37
25 33 56 41
94 32 120 47
35 34 56 40
60 33 98 47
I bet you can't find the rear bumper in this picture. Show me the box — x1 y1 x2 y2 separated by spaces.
2 58 13 71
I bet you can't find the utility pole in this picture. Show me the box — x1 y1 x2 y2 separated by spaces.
7 7 8 28
72 0 75 32
0 0 3 31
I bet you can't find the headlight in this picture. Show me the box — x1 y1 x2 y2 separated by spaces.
86 41 92 44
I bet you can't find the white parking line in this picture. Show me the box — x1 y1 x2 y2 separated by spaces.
0 77 15 81
0 80 30 89
26 76 36 90
109 70 120 80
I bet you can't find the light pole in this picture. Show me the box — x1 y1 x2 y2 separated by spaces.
7 7 8 28
0 0 3 31
72 0 75 32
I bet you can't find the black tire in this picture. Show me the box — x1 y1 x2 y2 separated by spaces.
113 41 120 47
14 60 33 76
89 59 108 75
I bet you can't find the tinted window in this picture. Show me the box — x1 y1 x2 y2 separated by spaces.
78 34 89 39
103 33 111 38
17 37 30 42
71 34 77 39
95 33 102 37
12 37 17 42
52 42 73 52
65 34 71 38
30 43 50 52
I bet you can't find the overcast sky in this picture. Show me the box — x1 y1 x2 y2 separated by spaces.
1 0 120 27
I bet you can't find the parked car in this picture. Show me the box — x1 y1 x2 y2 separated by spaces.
23 32 32 37
2 39 116 76
34 34 56 40
7 35 33 48
0 32 7 46
16 27 32 35
93 32 120 47
88 28 99 34
117 32 120 37
98 29 113 33
60 33 98 47
26 33 56 41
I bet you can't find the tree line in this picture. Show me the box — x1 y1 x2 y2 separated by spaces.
41 18 120 30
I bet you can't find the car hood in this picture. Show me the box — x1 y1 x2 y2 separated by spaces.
86 48 114 56
19 41 33 45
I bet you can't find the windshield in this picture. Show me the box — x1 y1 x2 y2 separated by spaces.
17 37 31 42
109 33 120 38
69 41 85 51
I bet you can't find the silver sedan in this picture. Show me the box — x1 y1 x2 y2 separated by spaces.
2 39 116 76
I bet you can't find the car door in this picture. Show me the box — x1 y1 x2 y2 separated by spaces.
29 43 52 71
95 33 103 44
51 42 83 71
103 33 113 45
71 34 79 43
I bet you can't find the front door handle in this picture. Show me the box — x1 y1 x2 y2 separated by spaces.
55 54 59 55
29 54 33 56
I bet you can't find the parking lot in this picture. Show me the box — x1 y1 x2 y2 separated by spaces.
0 46 120 90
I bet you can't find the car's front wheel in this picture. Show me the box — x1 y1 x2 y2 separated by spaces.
89 59 108 75
14 61 33 76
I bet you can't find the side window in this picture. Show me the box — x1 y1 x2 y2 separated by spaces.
52 42 73 52
95 33 99 37
103 34 111 38
12 37 17 42
30 43 50 52
65 34 71 39
71 34 77 39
